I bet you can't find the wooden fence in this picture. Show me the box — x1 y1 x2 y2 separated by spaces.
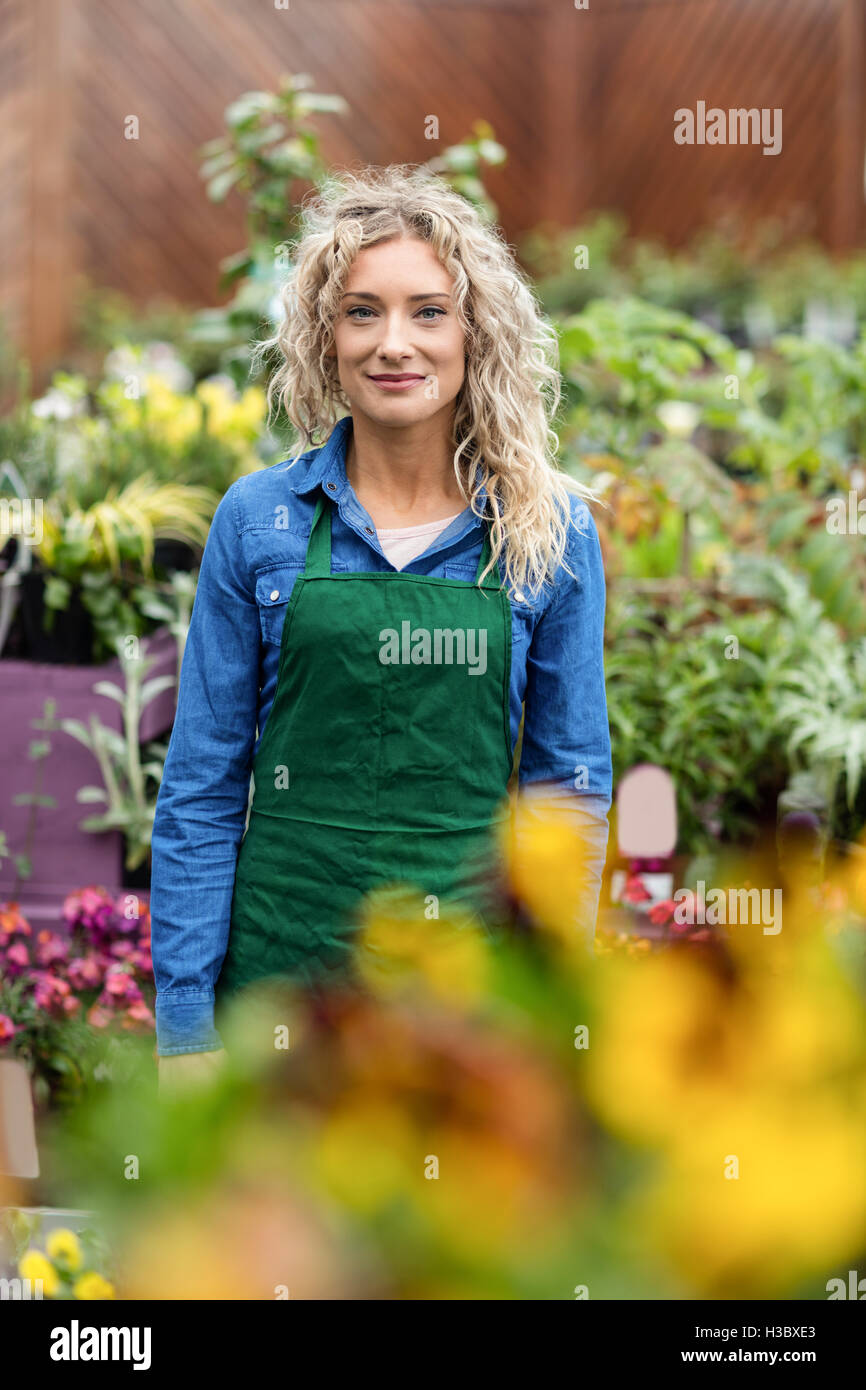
2 0 864 385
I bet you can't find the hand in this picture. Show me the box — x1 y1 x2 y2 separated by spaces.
158 1048 227 1097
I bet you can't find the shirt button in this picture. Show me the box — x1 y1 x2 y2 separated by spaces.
326 482 337 491
269 589 280 601
365 526 374 535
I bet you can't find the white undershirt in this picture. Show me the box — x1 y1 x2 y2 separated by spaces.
376 513 462 571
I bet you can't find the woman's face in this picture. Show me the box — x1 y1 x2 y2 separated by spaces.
328 234 466 429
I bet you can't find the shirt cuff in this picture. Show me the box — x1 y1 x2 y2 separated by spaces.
155 992 224 1056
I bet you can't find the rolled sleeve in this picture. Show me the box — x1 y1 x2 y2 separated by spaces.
149 481 260 1056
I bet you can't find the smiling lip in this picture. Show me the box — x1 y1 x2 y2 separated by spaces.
367 373 426 392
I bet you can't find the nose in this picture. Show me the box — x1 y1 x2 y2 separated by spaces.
376 310 413 360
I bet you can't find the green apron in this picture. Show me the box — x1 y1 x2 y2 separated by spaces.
215 490 513 1008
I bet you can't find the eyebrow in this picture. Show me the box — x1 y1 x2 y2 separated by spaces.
340 291 452 302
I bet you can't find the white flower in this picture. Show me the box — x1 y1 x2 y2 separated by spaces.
31 389 85 421
657 400 700 438
103 341 192 393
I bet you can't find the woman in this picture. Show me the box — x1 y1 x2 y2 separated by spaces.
151 165 612 1088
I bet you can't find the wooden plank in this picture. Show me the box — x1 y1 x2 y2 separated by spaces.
832 0 866 248
26 0 76 386
1 0 862 384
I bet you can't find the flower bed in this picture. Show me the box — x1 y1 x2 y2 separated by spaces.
0 886 154 1111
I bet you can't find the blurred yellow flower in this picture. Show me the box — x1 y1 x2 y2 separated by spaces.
583 949 750 1146
415 1123 566 1261
497 792 597 967
195 380 266 442
746 949 866 1090
46 1227 83 1271
98 375 265 452
73 1271 116 1300
314 1097 419 1216
19 1250 59 1296
629 1093 866 1296
356 884 490 1005
120 1187 359 1299
581 911 866 1296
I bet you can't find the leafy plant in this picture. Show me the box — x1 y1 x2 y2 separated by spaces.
31 472 218 663
8 700 59 890
777 633 866 817
53 641 174 871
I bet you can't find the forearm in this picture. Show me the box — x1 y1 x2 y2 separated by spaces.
150 788 250 1053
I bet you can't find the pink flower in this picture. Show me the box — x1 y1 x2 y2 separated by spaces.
0 1014 17 1043
0 905 31 936
63 886 109 922
649 898 676 925
103 969 143 1005
3 942 31 975
86 1004 112 1029
131 947 153 976
33 972 73 1012
622 874 652 904
35 931 70 968
669 915 694 935
67 956 105 991
121 1000 155 1031
62 886 119 945
107 939 137 962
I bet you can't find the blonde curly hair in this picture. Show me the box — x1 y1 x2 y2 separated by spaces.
252 163 602 596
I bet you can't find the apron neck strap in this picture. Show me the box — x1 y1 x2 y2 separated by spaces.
304 492 333 578
305 491 501 588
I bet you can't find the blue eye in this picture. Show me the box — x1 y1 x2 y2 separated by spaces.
345 305 446 321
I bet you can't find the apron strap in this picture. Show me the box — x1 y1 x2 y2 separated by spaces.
305 490 502 588
304 492 332 578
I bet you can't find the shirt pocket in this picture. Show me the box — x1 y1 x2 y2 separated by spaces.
254 565 302 647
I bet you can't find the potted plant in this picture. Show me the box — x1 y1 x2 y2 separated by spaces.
0 888 155 1125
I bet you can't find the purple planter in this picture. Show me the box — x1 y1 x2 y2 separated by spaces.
0 626 177 932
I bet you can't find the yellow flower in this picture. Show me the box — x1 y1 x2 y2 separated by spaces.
73 1271 116 1300
19 1250 59 1296
496 792 598 966
46 1227 83 1271
195 381 266 442
583 948 751 1146
356 883 490 1005
629 1093 866 1297
315 1097 419 1216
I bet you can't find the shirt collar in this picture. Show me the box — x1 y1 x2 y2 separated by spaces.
285 414 489 511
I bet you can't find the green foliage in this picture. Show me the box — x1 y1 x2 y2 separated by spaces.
605 587 790 850
50 641 174 871
606 556 866 851
525 209 866 338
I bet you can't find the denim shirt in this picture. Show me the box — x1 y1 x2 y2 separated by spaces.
150 415 613 1055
